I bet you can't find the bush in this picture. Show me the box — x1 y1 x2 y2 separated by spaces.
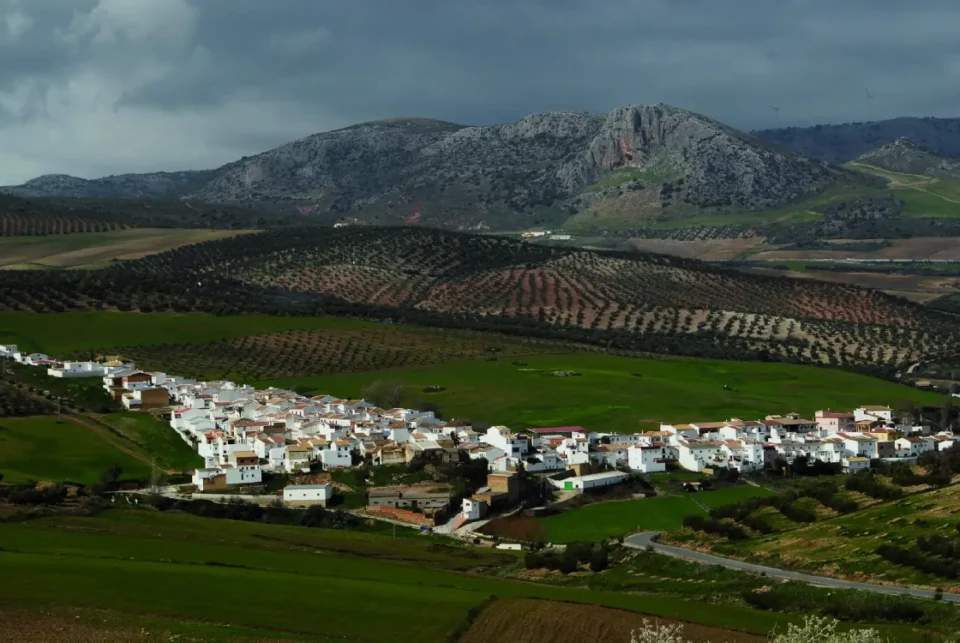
589 547 609 572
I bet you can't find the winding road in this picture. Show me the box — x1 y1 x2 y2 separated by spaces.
624 531 960 603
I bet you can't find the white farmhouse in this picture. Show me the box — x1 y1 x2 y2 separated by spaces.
283 483 333 507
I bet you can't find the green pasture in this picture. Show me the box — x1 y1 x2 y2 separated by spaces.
0 312 378 355
538 485 777 543
0 508 809 641
265 353 940 430
98 412 202 472
0 416 150 484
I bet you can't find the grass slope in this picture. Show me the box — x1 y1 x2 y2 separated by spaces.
0 312 371 355
267 353 940 430
539 486 777 543
0 509 806 641
98 412 201 471
0 416 150 483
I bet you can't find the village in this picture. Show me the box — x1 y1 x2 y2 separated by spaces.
2 342 958 534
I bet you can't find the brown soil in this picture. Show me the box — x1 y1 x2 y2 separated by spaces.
459 598 768 643
0 607 291 643
629 238 766 261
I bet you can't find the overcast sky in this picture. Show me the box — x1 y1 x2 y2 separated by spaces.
1 0 958 184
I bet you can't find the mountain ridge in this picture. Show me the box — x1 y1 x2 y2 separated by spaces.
754 116 960 164
2 104 871 231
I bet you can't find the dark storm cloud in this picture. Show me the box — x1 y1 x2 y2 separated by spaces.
1 0 958 182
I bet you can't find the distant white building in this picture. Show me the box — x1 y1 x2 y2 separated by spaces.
283 483 333 507
553 471 627 491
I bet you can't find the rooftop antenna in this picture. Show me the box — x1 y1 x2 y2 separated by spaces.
864 88 875 122
768 105 781 126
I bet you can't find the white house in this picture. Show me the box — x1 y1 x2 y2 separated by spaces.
481 426 530 458
319 440 352 469
461 497 486 521
47 361 107 378
840 433 879 459
283 483 333 506
627 444 668 473
678 440 726 472
855 406 894 424
842 456 871 472
894 436 936 458
224 450 262 485
0 344 17 358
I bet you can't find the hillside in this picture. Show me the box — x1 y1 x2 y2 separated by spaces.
0 170 218 200
754 117 960 164
0 193 297 236
3 106 871 232
3 226 957 374
854 137 960 179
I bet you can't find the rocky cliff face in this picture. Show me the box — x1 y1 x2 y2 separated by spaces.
5 104 869 230
856 137 960 179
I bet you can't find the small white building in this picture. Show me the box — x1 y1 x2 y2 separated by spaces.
47 361 107 378
555 471 628 491
283 483 333 507
461 497 487 521
842 456 871 472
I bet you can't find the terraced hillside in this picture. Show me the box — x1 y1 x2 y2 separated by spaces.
3 227 956 374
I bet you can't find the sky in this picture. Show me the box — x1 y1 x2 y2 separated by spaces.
1 0 959 184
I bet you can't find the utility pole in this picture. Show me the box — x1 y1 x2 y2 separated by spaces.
56 397 61 423
150 456 158 493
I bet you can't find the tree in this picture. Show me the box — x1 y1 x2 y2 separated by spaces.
589 547 609 572
360 380 405 409
629 616 890 643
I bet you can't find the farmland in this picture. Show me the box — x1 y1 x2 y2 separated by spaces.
0 508 805 642
0 228 256 270
266 353 940 430
0 416 151 483
0 312 383 355
113 325 584 382
536 485 778 543
668 480 960 592
3 227 958 374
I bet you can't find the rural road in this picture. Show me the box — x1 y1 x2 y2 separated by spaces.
624 532 960 603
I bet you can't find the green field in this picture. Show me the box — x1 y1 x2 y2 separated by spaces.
538 485 777 542
0 508 813 642
265 353 941 430
0 416 150 483
98 412 202 472
0 312 379 355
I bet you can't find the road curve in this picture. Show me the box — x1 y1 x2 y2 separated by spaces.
624 531 960 603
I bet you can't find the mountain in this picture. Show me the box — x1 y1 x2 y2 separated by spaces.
3 105 870 232
185 105 863 229
753 117 960 164
1 170 218 200
4 226 955 374
854 137 960 179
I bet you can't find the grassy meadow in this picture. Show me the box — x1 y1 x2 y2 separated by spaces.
0 311 376 355
538 485 777 543
98 412 202 472
0 508 814 642
0 416 151 483
266 353 941 430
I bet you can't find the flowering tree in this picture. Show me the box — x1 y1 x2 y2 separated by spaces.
630 616 897 643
